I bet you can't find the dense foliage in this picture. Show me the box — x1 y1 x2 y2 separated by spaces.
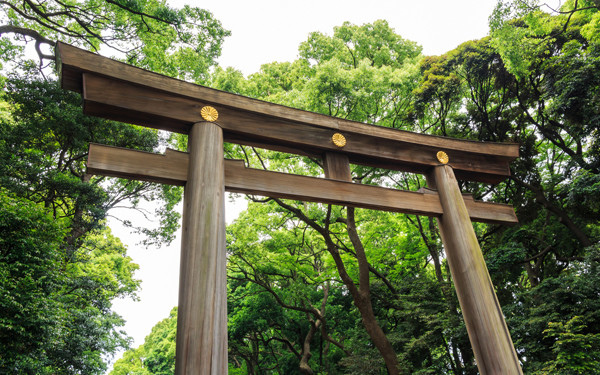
0 74 180 373
0 0 228 372
0 0 230 81
111 308 177 375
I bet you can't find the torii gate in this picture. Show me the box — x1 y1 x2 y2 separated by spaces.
56 43 523 375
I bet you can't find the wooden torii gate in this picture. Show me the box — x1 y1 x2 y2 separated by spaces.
56 42 523 375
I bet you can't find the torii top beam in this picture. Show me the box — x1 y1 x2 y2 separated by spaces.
56 42 518 184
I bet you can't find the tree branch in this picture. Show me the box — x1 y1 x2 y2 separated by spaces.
0 25 56 61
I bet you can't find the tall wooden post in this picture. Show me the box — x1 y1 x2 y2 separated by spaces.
175 122 228 374
428 165 522 375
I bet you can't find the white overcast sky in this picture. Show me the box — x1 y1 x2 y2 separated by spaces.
108 0 499 369
208 0 499 75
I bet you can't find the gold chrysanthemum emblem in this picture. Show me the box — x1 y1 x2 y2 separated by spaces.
332 133 346 148
200 106 219 122
436 151 449 164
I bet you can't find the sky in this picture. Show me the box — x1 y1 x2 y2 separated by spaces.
108 0 500 369
206 0 500 76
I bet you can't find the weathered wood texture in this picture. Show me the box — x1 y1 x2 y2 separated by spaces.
87 145 189 185
86 143 518 225
175 122 227 374
428 165 522 375
56 43 519 184
323 152 352 181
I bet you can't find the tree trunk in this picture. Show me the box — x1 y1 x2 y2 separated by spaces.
299 320 319 374
355 292 401 375
345 207 401 375
272 198 401 374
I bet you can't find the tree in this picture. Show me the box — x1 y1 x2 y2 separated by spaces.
0 186 141 374
412 8 600 370
0 0 230 81
0 73 183 373
111 307 177 375
490 0 600 78
227 201 354 374
216 20 424 375
211 20 481 374
1 75 183 246
0 0 230 370
0 190 66 374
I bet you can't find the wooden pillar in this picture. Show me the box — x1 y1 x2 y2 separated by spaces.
175 122 227 374
428 165 522 375
323 152 352 181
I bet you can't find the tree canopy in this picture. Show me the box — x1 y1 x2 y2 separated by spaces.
0 0 230 81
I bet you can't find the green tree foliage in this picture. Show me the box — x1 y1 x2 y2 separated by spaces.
0 0 230 81
411 4 600 371
226 202 355 374
490 0 600 77
0 75 182 247
0 0 229 371
541 314 600 374
116 8 599 375
220 21 430 375
0 75 183 373
111 307 177 375
0 188 139 374
218 13 599 373
209 21 478 375
0 190 65 373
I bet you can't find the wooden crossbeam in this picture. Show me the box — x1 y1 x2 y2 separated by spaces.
87 144 518 225
56 43 519 184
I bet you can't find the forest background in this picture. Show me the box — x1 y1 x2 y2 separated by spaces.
1 0 599 374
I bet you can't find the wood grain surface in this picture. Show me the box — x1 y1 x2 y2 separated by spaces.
86 144 518 225
57 43 519 184
175 122 227 374
323 152 352 181
429 165 522 375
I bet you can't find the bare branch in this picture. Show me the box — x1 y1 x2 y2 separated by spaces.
0 25 56 61
0 24 55 46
